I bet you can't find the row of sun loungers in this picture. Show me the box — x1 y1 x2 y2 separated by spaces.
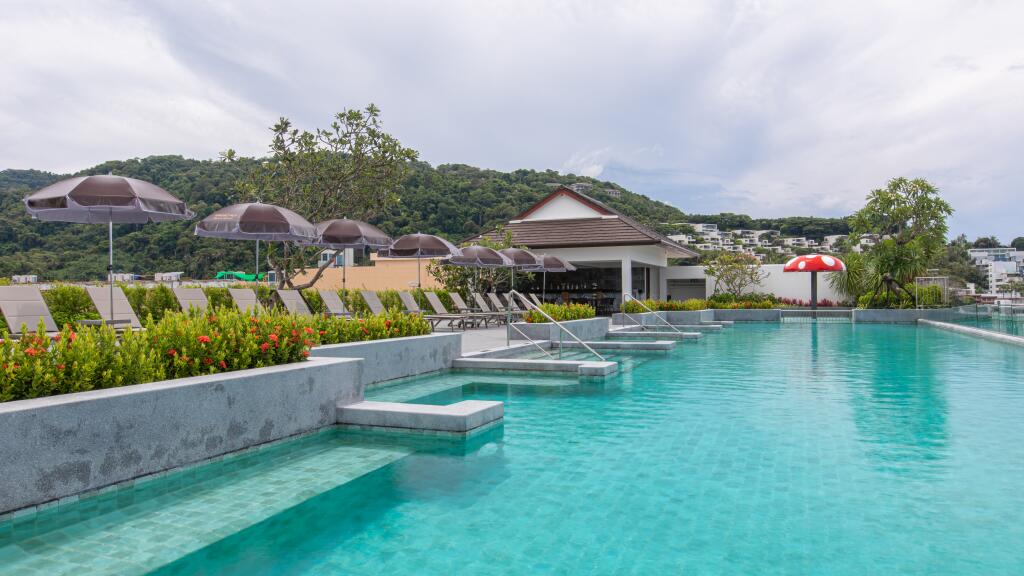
0 285 546 335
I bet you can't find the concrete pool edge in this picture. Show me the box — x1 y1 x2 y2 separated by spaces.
919 319 1024 348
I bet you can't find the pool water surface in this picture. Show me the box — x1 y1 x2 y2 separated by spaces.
3 323 1023 575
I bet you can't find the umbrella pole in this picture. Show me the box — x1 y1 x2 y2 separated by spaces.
543 271 547 301
342 255 347 290
417 254 421 288
108 216 114 323
256 240 260 279
811 271 818 318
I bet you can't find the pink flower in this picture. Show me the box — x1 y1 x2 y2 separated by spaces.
197 335 211 344
260 342 271 353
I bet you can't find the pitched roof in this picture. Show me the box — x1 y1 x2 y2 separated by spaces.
470 186 699 258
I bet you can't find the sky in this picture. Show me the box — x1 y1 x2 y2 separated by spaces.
2 0 1022 241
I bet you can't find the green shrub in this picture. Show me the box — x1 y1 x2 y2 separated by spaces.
524 303 596 323
856 284 944 309
621 298 709 313
122 284 180 322
1 306 432 403
202 287 234 309
42 285 100 327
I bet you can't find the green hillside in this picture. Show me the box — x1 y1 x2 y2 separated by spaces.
0 155 848 280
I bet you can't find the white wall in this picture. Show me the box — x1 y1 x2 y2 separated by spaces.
520 194 604 221
666 264 846 303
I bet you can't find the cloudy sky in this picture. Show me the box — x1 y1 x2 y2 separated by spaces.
2 0 1022 240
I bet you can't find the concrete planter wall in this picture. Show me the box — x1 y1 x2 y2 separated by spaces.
852 308 956 323
0 357 362 516
312 332 461 385
711 309 782 322
665 310 716 324
510 317 609 342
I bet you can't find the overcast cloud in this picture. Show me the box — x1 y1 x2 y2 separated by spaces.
2 0 1022 239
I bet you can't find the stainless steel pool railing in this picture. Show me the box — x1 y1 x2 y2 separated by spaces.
620 293 687 335
506 290 606 362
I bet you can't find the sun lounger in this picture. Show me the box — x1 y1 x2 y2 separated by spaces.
229 288 262 313
424 292 486 329
360 290 387 315
85 286 143 330
318 290 351 317
276 289 312 316
488 292 524 319
448 292 502 326
172 287 208 312
399 291 462 330
529 293 544 307
0 286 59 336
502 293 530 314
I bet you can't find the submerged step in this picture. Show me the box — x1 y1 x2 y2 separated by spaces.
607 330 702 340
553 340 675 351
617 324 722 332
452 357 618 376
337 400 504 434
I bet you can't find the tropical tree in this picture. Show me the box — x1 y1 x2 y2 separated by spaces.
228 105 419 288
826 251 869 303
1011 237 1024 251
850 177 953 305
704 253 767 296
972 236 1001 248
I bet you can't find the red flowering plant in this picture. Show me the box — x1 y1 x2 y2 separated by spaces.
312 309 431 344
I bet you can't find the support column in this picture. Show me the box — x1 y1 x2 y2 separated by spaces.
621 258 632 304
657 267 668 300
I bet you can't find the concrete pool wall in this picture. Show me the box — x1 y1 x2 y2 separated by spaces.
0 332 466 517
509 317 609 342
311 332 461 385
0 357 363 516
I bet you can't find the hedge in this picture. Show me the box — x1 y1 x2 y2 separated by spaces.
0 306 431 403
857 284 944 309
524 303 596 323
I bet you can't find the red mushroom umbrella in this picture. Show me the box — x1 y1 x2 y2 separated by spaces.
783 254 846 310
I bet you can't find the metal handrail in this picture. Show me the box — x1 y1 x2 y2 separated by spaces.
507 290 607 362
621 293 686 335
506 320 555 360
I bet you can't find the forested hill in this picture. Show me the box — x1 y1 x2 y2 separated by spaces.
0 155 849 280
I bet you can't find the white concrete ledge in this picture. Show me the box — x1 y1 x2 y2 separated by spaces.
554 340 675 351
460 340 551 359
337 400 503 433
452 357 618 376
919 319 1024 348
616 324 722 332
607 330 702 340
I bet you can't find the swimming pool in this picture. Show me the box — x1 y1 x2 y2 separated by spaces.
2 323 1023 575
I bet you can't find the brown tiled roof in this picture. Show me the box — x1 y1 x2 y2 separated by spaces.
471 186 699 258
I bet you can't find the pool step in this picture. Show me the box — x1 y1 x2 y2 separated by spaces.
452 357 618 376
607 330 703 340
337 400 504 434
552 340 675 351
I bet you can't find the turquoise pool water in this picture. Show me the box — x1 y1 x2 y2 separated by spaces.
4 323 1024 575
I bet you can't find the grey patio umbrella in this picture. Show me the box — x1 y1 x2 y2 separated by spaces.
499 247 541 290
442 245 514 293
523 254 577 301
195 202 317 284
24 174 194 323
443 245 513 268
384 233 462 288
306 219 392 289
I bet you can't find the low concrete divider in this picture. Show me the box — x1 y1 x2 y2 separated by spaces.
509 317 609 342
710 309 782 322
0 357 363 516
919 319 1024 347
554 340 675 351
338 400 503 434
452 357 618 376
312 332 461 385
608 329 702 340
852 309 956 323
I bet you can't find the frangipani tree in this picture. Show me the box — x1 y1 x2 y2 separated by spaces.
846 177 952 306
224 105 418 288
